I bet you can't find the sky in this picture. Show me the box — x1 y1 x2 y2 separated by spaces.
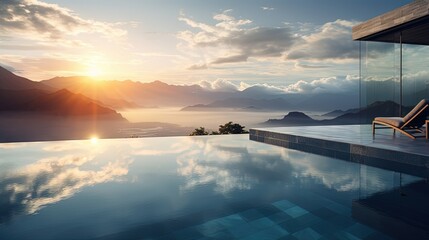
0 0 413 93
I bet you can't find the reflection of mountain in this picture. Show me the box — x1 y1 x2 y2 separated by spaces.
264 101 411 126
0 153 132 224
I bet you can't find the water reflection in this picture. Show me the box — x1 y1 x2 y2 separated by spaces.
0 153 132 224
176 137 415 196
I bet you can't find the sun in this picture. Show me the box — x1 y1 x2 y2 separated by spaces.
89 135 99 144
87 66 102 77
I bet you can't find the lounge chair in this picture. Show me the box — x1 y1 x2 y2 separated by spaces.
372 99 429 139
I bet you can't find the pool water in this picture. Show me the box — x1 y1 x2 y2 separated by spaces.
0 135 427 239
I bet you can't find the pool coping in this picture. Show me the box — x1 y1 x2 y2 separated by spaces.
249 126 429 178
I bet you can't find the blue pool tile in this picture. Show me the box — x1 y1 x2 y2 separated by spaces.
310 220 338 236
279 218 306 233
216 214 247 229
312 207 339 219
256 204 282 216
173 227 204 240
196 214 246 237
333 231 362 240
285 206 309 218
240 225 289 240
295 213 322 227
292 228 322 240
345 223 374 239
195 219 225 236
228 223 259 238
325 202 351 216
278 235 299 240
363 231 393 240
328 215 355 229
206 230 235 240
273 200 296 211
249 217 276 230
239 209 265 222
268 211 293 223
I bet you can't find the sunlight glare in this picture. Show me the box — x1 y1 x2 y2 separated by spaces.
87 66 102 77
90 136 99 144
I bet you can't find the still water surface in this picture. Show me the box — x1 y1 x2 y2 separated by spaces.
0 135 426 239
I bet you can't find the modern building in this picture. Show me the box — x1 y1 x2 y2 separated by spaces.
353 0 429 116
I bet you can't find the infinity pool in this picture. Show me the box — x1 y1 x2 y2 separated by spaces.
0 135 427 239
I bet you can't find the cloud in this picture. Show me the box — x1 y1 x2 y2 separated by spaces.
261 7 275 11
198 79 239 92
178 10 298 64
0 0 127 40
187 63 208 70
294 62 330 69
285 75 359 93
286 19 359 61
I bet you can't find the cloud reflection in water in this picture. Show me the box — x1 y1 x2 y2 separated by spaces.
176 137 396 195
0 151 132 224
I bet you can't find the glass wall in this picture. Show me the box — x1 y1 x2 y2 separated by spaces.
360 39 429 122
360 41 401 121
402 44 429 108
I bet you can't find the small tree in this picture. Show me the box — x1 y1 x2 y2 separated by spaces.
218 121 249 134
189 127 209 136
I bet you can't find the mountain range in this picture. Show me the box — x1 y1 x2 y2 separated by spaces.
265 101 409 126
0 67 124 120
39 75 358 112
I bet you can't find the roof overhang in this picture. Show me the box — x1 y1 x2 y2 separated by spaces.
352 0 429 45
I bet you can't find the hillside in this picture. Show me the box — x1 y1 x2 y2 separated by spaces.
0 66 52 91
0 88 125 120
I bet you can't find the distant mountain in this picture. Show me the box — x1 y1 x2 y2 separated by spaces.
263 101 410 126
0 65 360 112
265 111 317 125
181 97 291 111
41 77 230 108
0 66 52 91
330 100 409 124
0 88 125 120
322 108 359 118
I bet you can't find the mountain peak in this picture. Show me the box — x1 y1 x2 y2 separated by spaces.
283 111 313 120
0 65 52 91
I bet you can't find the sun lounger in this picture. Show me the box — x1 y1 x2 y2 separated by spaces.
372 99 429 139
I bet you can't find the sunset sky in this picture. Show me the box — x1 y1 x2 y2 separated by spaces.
0 0 412 93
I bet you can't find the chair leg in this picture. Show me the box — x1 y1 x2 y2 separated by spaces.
372 122 375 135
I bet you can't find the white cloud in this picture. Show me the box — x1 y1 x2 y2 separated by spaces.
261 7 275 11
198 79 239 92
195 75 359 95
0 0 127 41
285 75 359 93
187 63 208 70
286 19 359 61
178 10 297 65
